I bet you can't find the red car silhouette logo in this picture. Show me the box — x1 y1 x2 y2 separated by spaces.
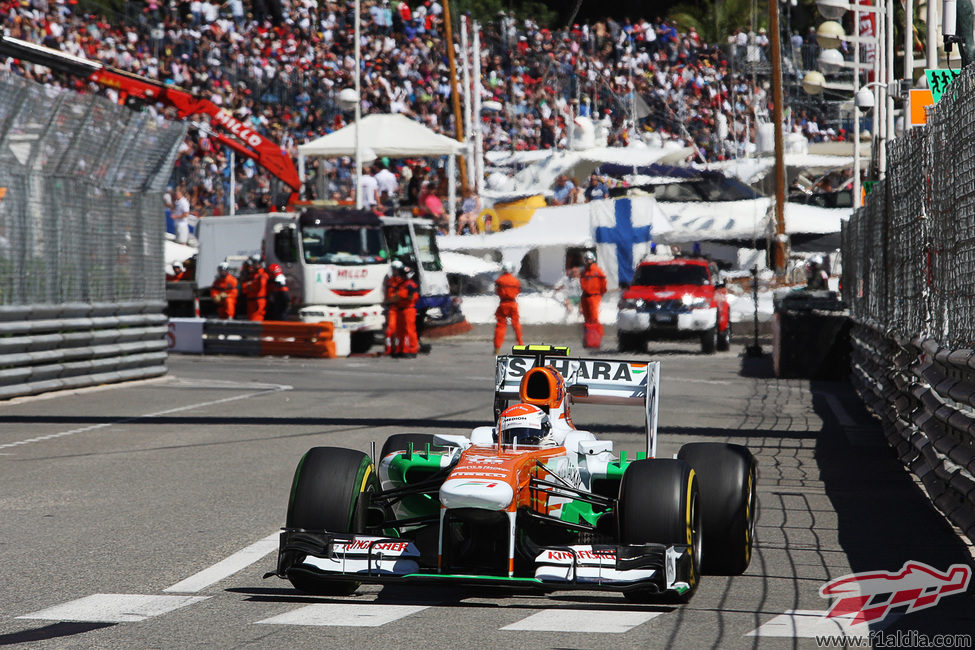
819 561 970 625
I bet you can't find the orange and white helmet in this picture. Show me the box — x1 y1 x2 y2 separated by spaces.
498 403 552 447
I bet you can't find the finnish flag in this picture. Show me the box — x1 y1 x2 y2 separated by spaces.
591 197 671 289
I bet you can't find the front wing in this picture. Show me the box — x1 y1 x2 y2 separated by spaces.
270 529 695 597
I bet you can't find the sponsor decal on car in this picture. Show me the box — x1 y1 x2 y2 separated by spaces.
449 470 509 479
332 539 414 554
818 560 971 625
503 357 643 384
542 549 616 563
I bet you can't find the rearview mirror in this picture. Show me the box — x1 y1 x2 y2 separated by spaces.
567 384 589 398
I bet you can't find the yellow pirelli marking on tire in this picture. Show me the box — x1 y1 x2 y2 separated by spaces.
686 469 697 584
744 469 754 564
360 465 373 493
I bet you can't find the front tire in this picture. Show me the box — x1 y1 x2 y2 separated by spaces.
286 447 381 595
677 443 757 575
618 459 701 602
617 331 643 353
717 319 731 352
350 331 374 354
700 327 717 354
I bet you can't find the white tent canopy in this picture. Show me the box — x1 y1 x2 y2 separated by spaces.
298 113 465 226
483 144 695 200
298 114 466 157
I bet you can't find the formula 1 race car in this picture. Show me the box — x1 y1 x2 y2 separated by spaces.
268 345 757 602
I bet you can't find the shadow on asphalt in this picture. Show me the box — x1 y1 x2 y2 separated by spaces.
226 584 676 611
0 622 115 645
809 378 975 634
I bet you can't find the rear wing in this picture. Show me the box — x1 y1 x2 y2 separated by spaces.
494 346 661 458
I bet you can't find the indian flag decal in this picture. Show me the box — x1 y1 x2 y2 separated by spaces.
629 363 647 376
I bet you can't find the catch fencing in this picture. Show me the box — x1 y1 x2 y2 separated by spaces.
0 73 186 397
842 65 975 542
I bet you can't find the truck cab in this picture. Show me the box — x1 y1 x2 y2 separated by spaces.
264 208 457 349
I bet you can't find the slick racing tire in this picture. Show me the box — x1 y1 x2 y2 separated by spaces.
677 443 757 575
700 327 717 354
286 447 381 596
380 433 437 460
618 459 701 603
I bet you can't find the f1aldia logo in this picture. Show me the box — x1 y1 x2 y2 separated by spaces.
819 561 970 625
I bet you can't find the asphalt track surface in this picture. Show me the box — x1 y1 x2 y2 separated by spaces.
1 329 973 649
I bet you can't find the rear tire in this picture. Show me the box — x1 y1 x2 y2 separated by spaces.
380 433 437 460
677 443 757 575
286 447 380 595
618 459 701 602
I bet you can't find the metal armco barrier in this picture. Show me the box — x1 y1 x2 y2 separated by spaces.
0 302 168 400
202 320 338 358
841 65 975 548
850 324 975 541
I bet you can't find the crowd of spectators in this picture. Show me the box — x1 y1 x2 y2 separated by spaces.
1 0 840 230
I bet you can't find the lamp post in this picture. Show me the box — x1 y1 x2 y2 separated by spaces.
354 0 362 209
814 0 886 200
770 0 788 275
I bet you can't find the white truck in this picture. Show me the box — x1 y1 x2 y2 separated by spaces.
166 208 460 351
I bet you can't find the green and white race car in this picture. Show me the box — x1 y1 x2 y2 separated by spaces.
268 345 757 602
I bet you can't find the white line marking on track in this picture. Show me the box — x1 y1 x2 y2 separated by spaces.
500 609 662 633
0 385 291 451
164 532 279 593
745 609 883 638
670 377 733 385
17 594 208 623
255 604 428 627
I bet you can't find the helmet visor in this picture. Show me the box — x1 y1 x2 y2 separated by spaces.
500 426 543 446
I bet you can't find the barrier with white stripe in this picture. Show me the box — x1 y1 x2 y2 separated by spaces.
0 301 168 400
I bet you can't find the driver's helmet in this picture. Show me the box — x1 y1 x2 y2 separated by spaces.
497 403 552 447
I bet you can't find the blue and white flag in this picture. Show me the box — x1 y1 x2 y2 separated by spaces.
591 197 671 289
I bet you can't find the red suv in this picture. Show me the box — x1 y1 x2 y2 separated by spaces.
617 258 731 354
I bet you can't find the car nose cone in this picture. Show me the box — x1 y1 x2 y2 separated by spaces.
440 478 514 510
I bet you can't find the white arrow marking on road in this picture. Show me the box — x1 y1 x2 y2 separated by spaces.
256 604 429 627
18 594 208 623
164 532 280 593
501 609 662 633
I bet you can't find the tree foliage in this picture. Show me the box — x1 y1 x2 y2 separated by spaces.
666 0 760 46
